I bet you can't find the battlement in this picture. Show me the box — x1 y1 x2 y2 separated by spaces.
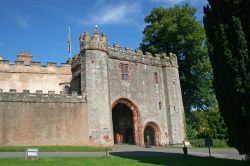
0 60 71 74
78 31 178 67
0 60 70 67
79 31 108 52
0 89 86 103
108 44 178 67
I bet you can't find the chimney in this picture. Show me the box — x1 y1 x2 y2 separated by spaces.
17 50 32 65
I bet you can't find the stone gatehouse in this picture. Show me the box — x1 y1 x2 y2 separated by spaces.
0 30 185 146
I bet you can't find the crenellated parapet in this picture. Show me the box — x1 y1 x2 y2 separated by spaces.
108 44 178 67
0 60 71 75
0 89 87 103
79 31 109 52
77 31 178 67
0 60 70 67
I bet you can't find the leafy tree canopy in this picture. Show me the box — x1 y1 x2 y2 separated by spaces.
141 4 216 113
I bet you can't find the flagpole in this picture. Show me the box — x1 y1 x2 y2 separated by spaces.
68 26 72 57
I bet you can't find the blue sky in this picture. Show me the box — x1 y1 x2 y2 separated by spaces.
0 0 207 64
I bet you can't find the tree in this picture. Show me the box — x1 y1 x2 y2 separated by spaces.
188 107 227 139
204 0 250 155
141 4 216 113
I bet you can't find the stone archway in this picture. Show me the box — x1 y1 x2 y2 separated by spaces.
144 122 160 146
112 98 143 145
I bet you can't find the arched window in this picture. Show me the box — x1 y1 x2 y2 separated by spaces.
154 72 158 83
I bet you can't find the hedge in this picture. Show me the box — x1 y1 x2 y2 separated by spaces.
189 139 229 147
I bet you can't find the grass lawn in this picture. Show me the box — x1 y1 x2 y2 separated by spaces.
0 146 111 152
0 156 248 166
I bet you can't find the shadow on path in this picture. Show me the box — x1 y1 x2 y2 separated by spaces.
110 151 182 157
110 151 247 166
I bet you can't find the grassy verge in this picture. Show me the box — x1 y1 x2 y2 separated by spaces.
0 146 112 152
0 156 248 166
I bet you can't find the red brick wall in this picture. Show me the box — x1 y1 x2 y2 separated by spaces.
0 102 89 146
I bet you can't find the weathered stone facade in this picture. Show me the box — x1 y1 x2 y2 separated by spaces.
0 31 185 146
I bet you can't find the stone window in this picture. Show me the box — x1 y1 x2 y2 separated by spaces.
154 72 158 83
120 63 130 80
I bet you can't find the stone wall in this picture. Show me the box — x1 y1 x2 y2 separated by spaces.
162 66 185 144
0 61 71 94
106 50 185 145
0 92 88 146
76 31 185 146
84 50 113 146
0 31 185 147
107 58 170 145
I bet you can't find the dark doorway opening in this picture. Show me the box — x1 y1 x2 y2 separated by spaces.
112 103 134 144
144 126 156 146
144 122 160 146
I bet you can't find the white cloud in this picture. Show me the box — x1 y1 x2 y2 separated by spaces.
32 1 64 16
77 3 142 25
16 16 29 29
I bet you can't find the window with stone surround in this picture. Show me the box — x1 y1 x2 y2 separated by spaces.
119 63 131 80
154 72 158 83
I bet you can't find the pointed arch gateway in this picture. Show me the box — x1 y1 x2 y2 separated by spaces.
144 121 160 146
112 98 143 145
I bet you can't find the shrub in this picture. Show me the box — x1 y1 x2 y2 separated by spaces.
189 139 229 147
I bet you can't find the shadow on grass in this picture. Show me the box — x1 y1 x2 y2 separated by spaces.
110 151 249 166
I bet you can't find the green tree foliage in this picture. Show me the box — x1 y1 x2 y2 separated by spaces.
187 107 228 140
185 120 198 140
141 4 216 113
204 0 250 155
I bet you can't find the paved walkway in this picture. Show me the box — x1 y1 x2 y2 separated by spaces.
0 144 245 160
113 144 245 160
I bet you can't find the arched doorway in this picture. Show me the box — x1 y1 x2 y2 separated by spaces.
112 98 143 145
144 122 160 146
